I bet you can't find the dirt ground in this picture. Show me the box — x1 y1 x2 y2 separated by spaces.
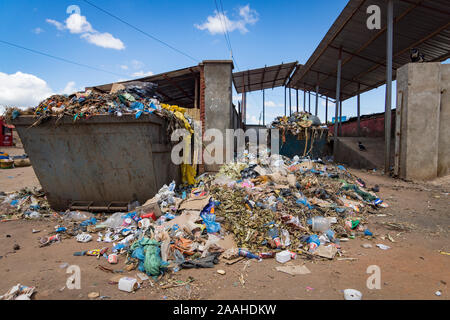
0 147 449 300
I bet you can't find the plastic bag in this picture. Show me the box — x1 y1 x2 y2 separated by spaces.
200 199 221 233
62 211 93 221
130 238 169 276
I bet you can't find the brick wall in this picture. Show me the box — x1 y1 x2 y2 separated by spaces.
198 65 206 174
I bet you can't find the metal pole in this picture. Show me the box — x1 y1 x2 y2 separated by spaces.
357 83 361 136
325 97 328 124
333 48 342 159
296 89 299 113
315 85 319 116
284 87 287 116
263 89 265 126
303 90 306 112
289 88 293 116
308 91 311 113
238 101 241 123
385 0 394 174
339 100 343 136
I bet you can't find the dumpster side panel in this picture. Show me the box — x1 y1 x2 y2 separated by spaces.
13 115 180 210
279 130 328 159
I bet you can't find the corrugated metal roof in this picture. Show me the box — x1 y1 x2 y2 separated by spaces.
233 62 299 93
88 66 201 108
288 0 450 100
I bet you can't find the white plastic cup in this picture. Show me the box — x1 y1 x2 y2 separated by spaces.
118 277 139 292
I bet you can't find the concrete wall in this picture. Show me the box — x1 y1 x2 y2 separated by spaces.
328 110 396 138
396 62 447 180
438 64 450 177
202 60 234 171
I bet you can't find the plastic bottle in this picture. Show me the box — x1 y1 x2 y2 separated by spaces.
310 217 331 232
238 248 261 260
267 226 282 248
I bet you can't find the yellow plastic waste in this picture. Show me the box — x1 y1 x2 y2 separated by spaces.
161 104 193 134
162 104 196 185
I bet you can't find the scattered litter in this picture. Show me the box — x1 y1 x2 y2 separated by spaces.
76 233 92 243
343 289 362 300
217 269 226 275
376 244 391 250
0 284 35 300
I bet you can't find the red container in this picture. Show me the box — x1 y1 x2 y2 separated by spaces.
141 212 156 221
108 254 118 264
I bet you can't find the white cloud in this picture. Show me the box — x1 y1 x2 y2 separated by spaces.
46 13 124 50
81 32 125 50
65 13 93 34
246 113 259 124
195 4 259 35
321 100 335 107
132 70 154 78
120 65 129 70
131 60 144 69
46 19 64 31
265 100 282 108
60 81 80 95
33 27 44 34
0 72 53 109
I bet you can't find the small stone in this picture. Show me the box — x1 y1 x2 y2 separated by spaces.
217 269 226 275
361 243 372 249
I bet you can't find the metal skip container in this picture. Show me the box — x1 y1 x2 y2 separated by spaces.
12 114 180 211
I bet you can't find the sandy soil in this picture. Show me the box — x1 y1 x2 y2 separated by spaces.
0 148 448 300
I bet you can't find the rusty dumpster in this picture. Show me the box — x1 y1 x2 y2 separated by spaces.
12 114 180 211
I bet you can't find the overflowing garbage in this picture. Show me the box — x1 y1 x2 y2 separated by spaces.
0 147 388 298
271 111 323 133
3 82 194 140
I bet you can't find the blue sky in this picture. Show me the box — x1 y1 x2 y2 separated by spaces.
0 0 409 123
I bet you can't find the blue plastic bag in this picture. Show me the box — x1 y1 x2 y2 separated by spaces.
200 199 221 233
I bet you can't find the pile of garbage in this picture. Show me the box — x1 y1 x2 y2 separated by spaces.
210 154 386 260
0 151 387 294
3 82 194 139
0 187 53 221
271 111 323 135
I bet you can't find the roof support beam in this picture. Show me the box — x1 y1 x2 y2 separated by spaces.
385 0 394 174
357 83 361 136
295 0 366 85
284 63 298 86
163 74 194 101
311 68 372 87
316 1 421 89
272 64 283 89
341 20 450 92
261 66 266 90
333 48 342 159
398 0 450 16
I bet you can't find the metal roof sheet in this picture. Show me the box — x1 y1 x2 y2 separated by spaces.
88 66 201 108
288 0 450 101
233 62 299 93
